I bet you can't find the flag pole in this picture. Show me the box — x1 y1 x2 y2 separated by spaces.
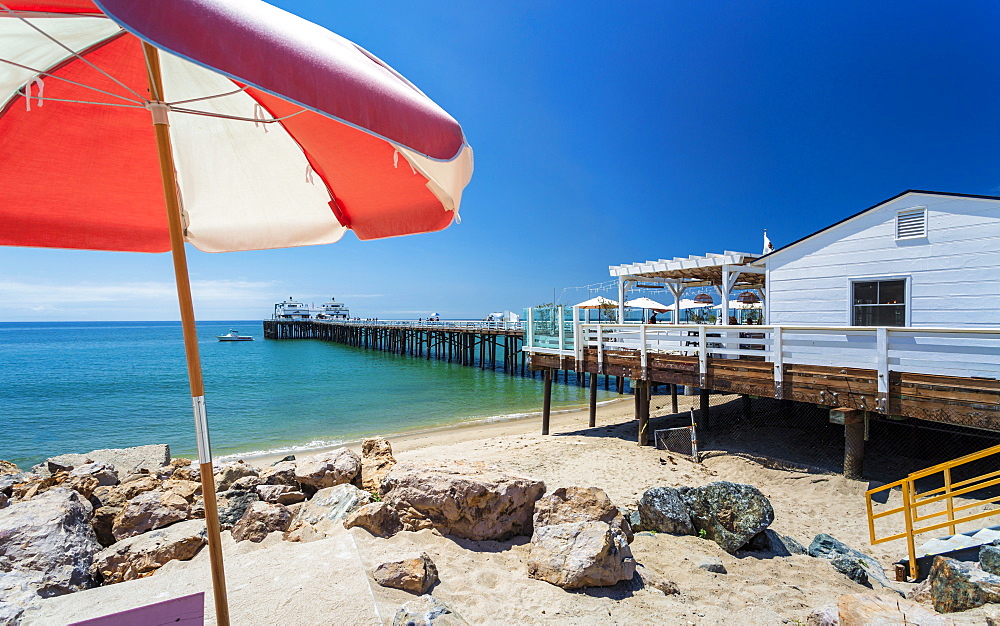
142 42 230 626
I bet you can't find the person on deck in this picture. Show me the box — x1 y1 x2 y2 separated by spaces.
648 312 658 324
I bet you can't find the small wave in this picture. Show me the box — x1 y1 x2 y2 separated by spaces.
217 438 346 462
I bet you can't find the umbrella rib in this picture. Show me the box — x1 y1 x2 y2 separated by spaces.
167 86 249 106
13 91 144 108
0 3 146 102
169 105 308 124
0 57 145 105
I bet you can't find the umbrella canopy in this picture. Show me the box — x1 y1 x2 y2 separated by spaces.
0 0 473 252
624 297 670 311
677 298 713 309
0 2 473 624
573 296 619 309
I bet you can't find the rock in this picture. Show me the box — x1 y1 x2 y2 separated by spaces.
0 471 27 495
217 490 260 530
627 510 643 532
838 592 952 625
91 485 126 509
11 474 60 501
0 488 100 617
286 483 371 539
62 473 100 500
678 482 774 553
831 554 868 586
294 449 361 490
745 529 807 556
373 552 439 594
112 490 189 541
392 594 467 626
0 460 18 475
805 605 839 626
808 534 895 592
381 461 545 541
634 564 680 595
258 461 298 487
256 484 306 505
230 475 263 491
214 461 259 492
638 487 695 536
928 555 1000 613
231 501 292 543
533 486 632 543
92 505 123 547
33 445 170 478
982 544 1000 576
116 473 162 501
90 519 206 584
161 479 202 502
276 455 296 463
360 437 397 492
0 493 7 509
69 462 119 487
526 521 635 589
697 556 727 574
908 576 933 605
344 501 403 538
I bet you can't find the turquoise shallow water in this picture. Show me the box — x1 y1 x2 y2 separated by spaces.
0 321 612 468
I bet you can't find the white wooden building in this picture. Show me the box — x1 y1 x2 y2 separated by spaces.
755 190 1000 328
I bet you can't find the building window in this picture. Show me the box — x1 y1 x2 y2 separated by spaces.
852 279 906 326
896 207 927 239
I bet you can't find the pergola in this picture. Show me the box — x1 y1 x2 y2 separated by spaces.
608 251 765 324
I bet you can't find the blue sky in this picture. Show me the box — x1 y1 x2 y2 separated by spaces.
2 0 999 321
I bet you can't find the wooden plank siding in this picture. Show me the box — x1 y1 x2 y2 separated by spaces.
529 350 1000 430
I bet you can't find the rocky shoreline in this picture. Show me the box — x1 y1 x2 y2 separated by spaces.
4 438 1000 624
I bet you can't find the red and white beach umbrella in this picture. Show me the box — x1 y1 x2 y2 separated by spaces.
0 1 473 623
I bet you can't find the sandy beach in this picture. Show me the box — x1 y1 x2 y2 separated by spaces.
24 396 996 625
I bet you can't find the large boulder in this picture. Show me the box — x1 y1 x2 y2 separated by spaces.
678 481 774 553
928 555 1000 613
115 473 162 501
0 488 100 621
161 479 202 502
373 552 439 594
745 529 807 556
258 460 299 487
533 486 632 543
380 461 545 541
255 484 306 505
392 595 467 626
981 544 1000 576
90 519 207 584
294 449 361 490
69 462 119 487
213 461 259 492
33 445 170 477
112 490 189 541
808 534 896 592
526 520 635 589
285 483 371 541
637 487 695 536
217 490 260 530
344 502 403 538
91 505 123 547
0 460 18 475
231 501 292 543
360 437 397 492
838 592 952 625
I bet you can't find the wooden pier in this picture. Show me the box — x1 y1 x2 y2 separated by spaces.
263 319 528 374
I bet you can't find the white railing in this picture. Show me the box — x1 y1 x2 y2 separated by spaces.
523 308 1000 409
308 319 525 331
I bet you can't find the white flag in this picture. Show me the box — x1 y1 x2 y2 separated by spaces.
763 229 774 254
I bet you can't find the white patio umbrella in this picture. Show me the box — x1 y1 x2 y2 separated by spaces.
573 296 619 309
624 297 670 312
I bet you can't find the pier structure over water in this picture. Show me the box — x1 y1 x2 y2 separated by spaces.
263 319 529 374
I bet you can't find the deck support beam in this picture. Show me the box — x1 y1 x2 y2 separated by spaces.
589 372 598 428
542 368 553 435
838 409 866 480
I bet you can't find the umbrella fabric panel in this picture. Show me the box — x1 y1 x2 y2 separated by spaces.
5 1 99 13
93 0 467 161
160 54 347 253
0 31 170 252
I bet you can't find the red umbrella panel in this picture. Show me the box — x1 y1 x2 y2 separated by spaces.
0 2 473 624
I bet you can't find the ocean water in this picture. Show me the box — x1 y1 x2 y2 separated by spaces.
0 321 613 468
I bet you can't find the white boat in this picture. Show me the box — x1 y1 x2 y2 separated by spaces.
217 329 253 342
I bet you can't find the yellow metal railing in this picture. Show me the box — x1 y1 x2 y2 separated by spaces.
867 443 1000 580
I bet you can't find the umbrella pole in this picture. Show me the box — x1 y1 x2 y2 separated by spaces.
143 43 230 626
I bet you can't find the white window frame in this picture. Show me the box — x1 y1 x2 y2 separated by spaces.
846 275 911 327
895 206 928 240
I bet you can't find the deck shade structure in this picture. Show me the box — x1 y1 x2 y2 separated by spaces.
0 2 473 624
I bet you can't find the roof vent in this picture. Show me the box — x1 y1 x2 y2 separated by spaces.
896 207 927 240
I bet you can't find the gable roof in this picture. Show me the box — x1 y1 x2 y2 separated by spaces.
753 189 1000 265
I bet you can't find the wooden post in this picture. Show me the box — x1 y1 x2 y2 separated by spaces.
741 394 752 421
616 376 624 394
144 43 229 626
589 372 598 428
841 409 865 480
670 383 678 414
638 380 650 446
699 388 710 431
542 369 553 435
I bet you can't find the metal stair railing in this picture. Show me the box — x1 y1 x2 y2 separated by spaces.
866 443 1000 580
